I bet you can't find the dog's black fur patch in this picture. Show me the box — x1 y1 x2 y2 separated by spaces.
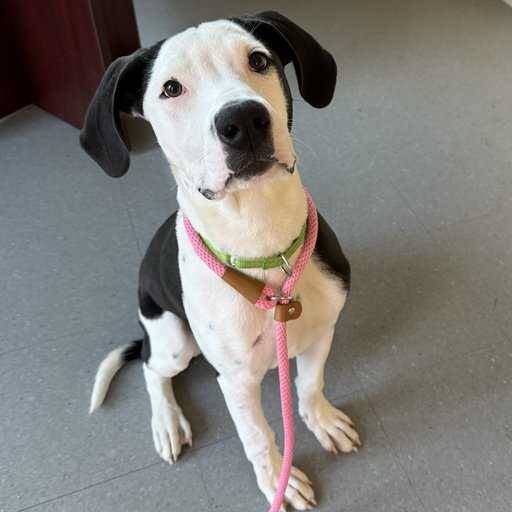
79 41 164 178
314 212 351 291
138 289 164 319
139 212 187 322
272 54 294 130
118 40 164 117
122 339 143 361
137 288 166 364
231 12 337 110
139 323 151 363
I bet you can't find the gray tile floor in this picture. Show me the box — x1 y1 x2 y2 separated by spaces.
1 0 511 511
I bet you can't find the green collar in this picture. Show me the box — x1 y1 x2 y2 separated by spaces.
200 223 307 270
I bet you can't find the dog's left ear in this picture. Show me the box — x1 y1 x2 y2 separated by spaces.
80 45 161 177
232 11 337 108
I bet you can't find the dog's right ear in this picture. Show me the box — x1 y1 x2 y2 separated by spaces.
80 44 162 177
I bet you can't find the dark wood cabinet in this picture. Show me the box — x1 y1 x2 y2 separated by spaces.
1 0 140 128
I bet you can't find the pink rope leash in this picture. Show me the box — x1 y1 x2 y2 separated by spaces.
183 188 318 512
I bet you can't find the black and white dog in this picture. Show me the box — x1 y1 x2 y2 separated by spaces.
81 12 359 510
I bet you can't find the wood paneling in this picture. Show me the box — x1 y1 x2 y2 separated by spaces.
0 0 140 128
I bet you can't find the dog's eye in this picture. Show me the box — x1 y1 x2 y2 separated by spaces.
162 79 183 98
249 51 270 73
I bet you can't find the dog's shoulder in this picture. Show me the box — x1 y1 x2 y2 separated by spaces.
139 211 187 321
314 211 351 291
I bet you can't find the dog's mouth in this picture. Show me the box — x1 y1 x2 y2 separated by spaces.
198 156 296 200
232 155 275 179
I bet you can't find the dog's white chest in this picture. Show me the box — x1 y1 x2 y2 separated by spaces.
176 212 347 377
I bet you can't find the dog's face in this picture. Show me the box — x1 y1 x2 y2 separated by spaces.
80 12 337 200
144 21 294 199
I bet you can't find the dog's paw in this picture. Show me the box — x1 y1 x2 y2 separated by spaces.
300 394 361 454
151 403 192 464
255 451 316 511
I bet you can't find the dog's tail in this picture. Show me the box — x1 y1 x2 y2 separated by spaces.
89 339 142 414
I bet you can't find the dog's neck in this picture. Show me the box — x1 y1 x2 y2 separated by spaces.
177 167 308 258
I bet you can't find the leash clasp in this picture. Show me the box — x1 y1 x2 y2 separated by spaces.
274 299 302 322
268 293 302 322
267 293 293 304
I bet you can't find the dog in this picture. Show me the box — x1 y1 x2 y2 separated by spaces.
80 11 360 509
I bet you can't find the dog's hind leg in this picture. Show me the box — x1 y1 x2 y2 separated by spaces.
140 304 200 464
296 327 361 454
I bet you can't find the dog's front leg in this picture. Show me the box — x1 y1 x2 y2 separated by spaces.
218 375 316 510
296 327 361 454
143 364 192 463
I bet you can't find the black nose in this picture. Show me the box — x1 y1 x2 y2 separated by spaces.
214 100 271 151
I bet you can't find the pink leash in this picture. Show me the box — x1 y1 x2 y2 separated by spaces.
183 188 318 512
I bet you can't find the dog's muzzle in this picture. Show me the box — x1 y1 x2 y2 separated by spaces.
214 100 274 179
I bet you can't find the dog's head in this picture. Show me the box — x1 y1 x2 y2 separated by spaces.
80 12 337 200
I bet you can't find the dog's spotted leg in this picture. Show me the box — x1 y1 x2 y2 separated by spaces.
218 374 316 510
140 309 200 464
296 327 361 454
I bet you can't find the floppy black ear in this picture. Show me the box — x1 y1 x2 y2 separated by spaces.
232 11 337 108
79 44 162 177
